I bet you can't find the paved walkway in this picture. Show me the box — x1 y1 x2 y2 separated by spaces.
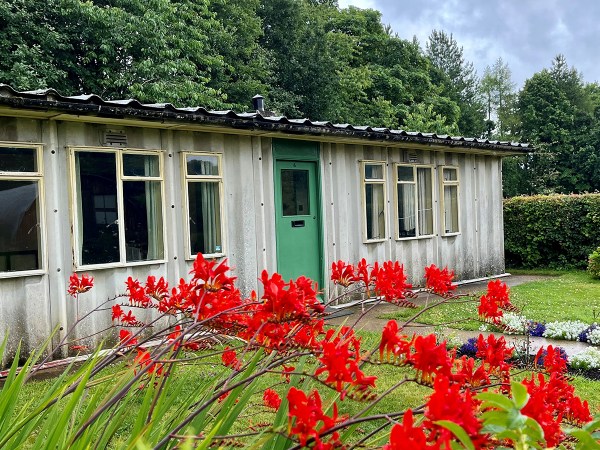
326 274 594 357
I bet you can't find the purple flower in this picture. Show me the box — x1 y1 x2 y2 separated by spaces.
528 321 546 337
459 337 478 356
578 324 597 343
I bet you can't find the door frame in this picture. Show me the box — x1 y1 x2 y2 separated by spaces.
272 139 325 294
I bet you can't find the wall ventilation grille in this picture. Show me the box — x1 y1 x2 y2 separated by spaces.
405 151 418 163
101 130 128 147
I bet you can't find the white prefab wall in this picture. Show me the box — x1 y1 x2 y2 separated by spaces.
0 117 504 365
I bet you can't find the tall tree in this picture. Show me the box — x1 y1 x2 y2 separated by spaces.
480 57 517 138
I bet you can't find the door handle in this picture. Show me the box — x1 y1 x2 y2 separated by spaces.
291 220 305 228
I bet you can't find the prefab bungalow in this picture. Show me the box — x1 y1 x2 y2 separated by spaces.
0 85 531 362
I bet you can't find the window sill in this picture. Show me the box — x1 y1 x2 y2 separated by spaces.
0 269 46 279
396 235 435 241
442 232 461 237
74 260 167 272
185 253 226 261
363 239 387 244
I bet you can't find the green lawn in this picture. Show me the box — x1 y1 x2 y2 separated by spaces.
378 270 600 331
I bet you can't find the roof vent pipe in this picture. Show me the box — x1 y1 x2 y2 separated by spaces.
252 94 265 112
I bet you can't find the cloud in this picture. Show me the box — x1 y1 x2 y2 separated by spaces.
339 0 600 87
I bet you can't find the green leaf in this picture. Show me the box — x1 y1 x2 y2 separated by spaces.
475 392 513 411
433 420 475 450
511 382 529 410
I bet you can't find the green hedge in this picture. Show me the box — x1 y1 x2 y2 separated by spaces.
504 194 600 269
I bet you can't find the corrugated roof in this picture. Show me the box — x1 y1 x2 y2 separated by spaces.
0 84 531 152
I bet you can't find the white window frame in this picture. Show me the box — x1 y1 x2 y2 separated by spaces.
0 142 47 278
361 160 387 243
182 152 226 260
440 165 461 236
69 147 167 270
394 163 435 240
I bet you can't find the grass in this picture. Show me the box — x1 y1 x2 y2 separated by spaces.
378 270 600 331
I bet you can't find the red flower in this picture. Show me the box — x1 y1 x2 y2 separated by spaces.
478 279 516 323
356 258 372 290
384 409 435 450
263 388 281 411
475 334 513 378
372 261 414 304
222 346 241 370
423 265 455 296
411 334 452 384
119 329 138 346
70 345 89 351
452 356 490 388
191 253 236 292
111 305 124 323
535 345 567 375
331 260 356 287
145 276 169 299
126 277 148 306
121 310 137 325
477 293 503 324
67 273 94 296
379 320 411 363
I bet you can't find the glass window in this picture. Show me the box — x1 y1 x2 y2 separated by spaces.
395 165 434 239
441 166 460 235
184 153 224 257
122 153 160 177
186 155 220 176
0 179 42 272
73 150 165 267
0 147 38 173
362 161 386 242
281 169 310 216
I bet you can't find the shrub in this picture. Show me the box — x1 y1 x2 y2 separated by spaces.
504 193 600 269
588 247 600 278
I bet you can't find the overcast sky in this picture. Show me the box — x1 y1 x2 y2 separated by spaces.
338 0 600 89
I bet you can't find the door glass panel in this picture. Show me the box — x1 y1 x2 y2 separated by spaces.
123 180 164 262
281 169 310 216
186 155 220 176
365 183 385 240
75 152 120 265
444 185 459 233
188 181 222 254
0 147 37 173
0 180 41 271
417 168 433 235
122 154 160 177
397 183 416 238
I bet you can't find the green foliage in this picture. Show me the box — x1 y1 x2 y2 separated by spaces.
588 247 600 278
504 194 600 269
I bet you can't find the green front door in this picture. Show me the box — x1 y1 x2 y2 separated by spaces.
274 160 322 288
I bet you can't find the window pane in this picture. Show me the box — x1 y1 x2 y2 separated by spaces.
397 183 416 238
365 183 385 240
186 155 220 176
443 168 458 182
0 147 37 173
188 181 222 254
365 164 384 180
281 169 310 216
443 185 459 233
417 168 433 236
122 154 160 177
123 181 164 262
397 166 414 182
75 152 120 265
0 180 41 272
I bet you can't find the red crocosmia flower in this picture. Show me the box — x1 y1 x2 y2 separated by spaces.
282 365 295 383
411 334 452 385
222 346 241 370
218 392 230 403
119 329 138 346
111 305 124 323
356 258 372 290
371 261 414 304
191 253 236 292
67 273 94 296
263 388 282 411
145 276 169 299
424 375 489 449
331 260 356 287
535 345 567 375
384 409 436 450
126 277 148 306
485 279 515 310
452 356 490 388
167 325 182 341
477 293 504 324
379 320 410 362
70 345 88 351
121 310 137 325
475 334 513 377
423 265 455 296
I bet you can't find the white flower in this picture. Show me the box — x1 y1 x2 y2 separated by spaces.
543 320 588 341
570 347 600 370
501 312 530 335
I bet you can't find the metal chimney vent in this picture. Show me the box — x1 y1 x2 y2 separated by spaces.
252 94 265 112
101 129 128 147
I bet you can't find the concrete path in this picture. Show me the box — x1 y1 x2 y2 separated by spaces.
326 274 595 358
